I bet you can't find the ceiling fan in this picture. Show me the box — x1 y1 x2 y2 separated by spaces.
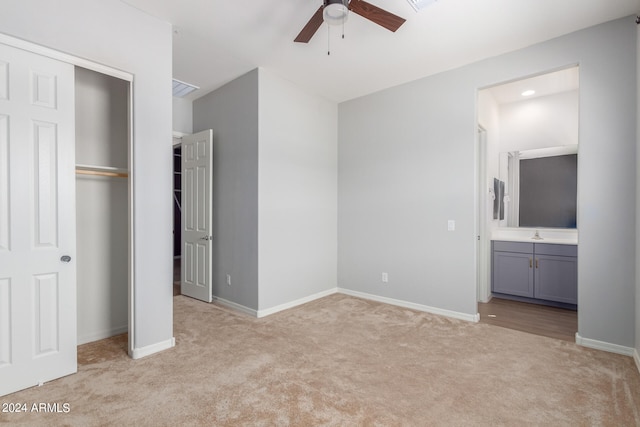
294 0 406 43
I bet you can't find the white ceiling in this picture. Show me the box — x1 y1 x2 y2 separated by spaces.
485 66 580 105
121 0 639 103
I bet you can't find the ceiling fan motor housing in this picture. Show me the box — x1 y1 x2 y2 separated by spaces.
294 0 405 43
323 0 349 25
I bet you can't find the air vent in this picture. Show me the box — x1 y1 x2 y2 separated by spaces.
172 79 199 97
407 0 437 12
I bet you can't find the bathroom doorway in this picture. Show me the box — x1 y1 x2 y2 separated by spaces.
476 66 579 341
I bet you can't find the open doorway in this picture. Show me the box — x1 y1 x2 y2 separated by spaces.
476 66 579 341
173 137 182 296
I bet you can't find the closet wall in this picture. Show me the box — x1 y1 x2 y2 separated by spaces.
75 67 129 344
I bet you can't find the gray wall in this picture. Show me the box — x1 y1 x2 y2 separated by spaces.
258 68 338 310
339 16 637 348
193 70 260 310
0 0 174 351
193 68 338 312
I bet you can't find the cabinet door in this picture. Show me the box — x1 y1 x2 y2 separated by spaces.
492 251 534 297
534 254 577 304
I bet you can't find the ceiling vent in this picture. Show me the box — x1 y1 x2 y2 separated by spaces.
407 0 437 12
172 79 199 97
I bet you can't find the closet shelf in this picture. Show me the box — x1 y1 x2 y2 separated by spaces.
76 164 129 178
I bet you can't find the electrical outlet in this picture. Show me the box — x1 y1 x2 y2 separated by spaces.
447 220 455 231
382 272 389 283
226 274 231 286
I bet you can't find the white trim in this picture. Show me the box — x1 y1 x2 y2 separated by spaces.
575 333 635 356
127 77 135 361
78 326 128 346
634 349 640 374
130 337 175 360
213 297 258 317
476 125 491 304
172 131 187 139
257 288 339 318
0 33 132 82
338 288 480 323
213 288 480 323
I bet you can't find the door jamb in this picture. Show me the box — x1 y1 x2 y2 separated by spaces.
476 125 490 304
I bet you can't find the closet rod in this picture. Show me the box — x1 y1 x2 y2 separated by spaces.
76 164 129 178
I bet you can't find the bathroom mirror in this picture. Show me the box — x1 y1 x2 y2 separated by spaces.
498 145 577 228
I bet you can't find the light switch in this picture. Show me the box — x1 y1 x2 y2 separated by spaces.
448 220 455 231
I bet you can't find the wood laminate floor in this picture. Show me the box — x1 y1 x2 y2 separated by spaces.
478 297 577 342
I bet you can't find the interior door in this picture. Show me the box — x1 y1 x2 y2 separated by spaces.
181 130 213 302
0 43 77 396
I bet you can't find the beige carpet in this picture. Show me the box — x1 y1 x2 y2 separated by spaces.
2 293 640 426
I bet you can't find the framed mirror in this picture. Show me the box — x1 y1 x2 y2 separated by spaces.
499 146 577 228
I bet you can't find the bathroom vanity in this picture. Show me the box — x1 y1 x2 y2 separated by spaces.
491 238 577 308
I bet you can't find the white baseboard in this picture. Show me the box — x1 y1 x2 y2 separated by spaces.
214 287 479 323
575 333 635 356
213 289 340 318
78 325 128 345
337 288 480 323
478 294 493 304
213 297 258 317
634 349 640 374
257 288 339 318
130 337 175 360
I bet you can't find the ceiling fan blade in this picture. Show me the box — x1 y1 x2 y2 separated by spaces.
349 0 406 32
294 6 325 43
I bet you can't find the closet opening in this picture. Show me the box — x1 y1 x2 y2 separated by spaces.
75 66 131 351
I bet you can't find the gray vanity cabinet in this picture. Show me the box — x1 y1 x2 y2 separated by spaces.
492 241 577 305
492 241 534 298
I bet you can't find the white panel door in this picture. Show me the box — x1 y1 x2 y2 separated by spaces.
181 130 213 302
0 43 76 396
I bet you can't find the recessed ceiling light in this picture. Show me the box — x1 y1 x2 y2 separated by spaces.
521 90 536 97
407 0 437 12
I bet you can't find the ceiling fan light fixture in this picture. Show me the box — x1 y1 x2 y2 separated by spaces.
323 0 349 26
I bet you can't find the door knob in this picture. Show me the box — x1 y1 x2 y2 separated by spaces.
60 255 72 263
200 235 211 241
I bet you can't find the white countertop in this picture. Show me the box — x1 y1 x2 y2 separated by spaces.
491 228 578 245
491 236 578 245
